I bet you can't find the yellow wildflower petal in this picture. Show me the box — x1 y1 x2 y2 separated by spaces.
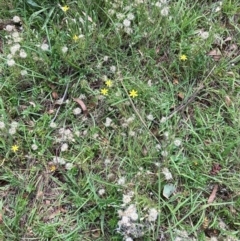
11 145 19 152
180 54 187 61
73 35 79 42
49 165 57 172
100 88 108 95
105 79 113 87
61 5 69 12
129 89 138 98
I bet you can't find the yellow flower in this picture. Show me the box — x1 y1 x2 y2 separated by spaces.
100 88 108 95
180 54 187 61
11 145 19 152
49 164 57 172
105 79 113 87
129 89 138 98
73 35 79 42
61 5 69 12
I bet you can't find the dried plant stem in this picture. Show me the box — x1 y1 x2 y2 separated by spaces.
119 79 160 144
165 65 216 121
51 82 69 123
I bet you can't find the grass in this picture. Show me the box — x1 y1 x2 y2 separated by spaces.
0 0 240 240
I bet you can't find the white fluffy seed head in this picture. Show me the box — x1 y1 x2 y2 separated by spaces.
174 139 182 147
103 56 109 61
123 194 132 204
123 19 131 27
10 44 21 55
11 121 19 128
73 107 82 115
61 143 68 152
9 127 16 135
110 65 116 73
19 49 27 58
104 117 112 127
162 167 173 180
161 7 169 17
155 2 162 7
61 46 68 53
199 31 209 39
125 237 133 241
49 122 57 128
124 27 133 35
12 32 22 42
127 13 135 20
148 208 158 222
118 177 126 185
0 121 5 129
31 144 38 151
130 212 138 221
147 114 154 121
129 131 135 136
104 158 111 166
155 144 161 151
116 13 125 20
98 188 105 196
65 162 73 170
52 156 66 165
5 25 15 31
7 59 15 66
41 43 49 51
160 116 167 123
161 150 168 157
21 70 27 76
13 16 21 23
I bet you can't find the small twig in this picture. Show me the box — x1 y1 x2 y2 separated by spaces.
0 158 6 167
51 81 70 123
165 65 216 121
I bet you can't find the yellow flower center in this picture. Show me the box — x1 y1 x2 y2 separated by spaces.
11 145 19 152
105 79 113 87
129 90 138 98
73 35 79 42
100 88 108 95
180 54 187 61
61 5 69 12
